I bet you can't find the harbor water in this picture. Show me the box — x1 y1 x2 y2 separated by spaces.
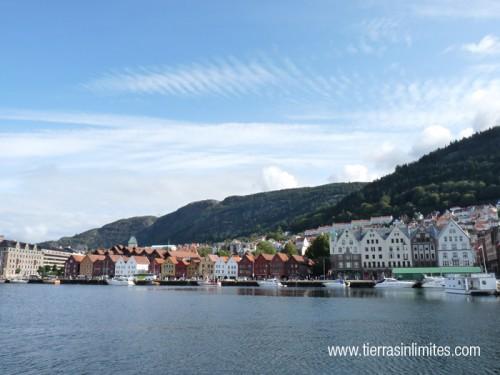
0 284 498 374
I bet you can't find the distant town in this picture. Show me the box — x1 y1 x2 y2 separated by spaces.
1 202 499 282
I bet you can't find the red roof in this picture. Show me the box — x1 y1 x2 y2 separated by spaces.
274 253 289 262
70 254 85 263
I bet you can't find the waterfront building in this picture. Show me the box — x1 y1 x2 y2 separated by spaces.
41 248 74 270
214 256 228 279
64 254 85 278
175 259 188 279
329 224 412 278
0 239 44 278
160 257 177 279
226 256 240 279
286 255 312 279
187 259 201 278
79 255 106 278
238 253 255 278
329 228 363 279
270 253 289 278
151 258 164 277
114 256 149 277
410 225 438 267
254 253 273 279
436 220 475 267
200 254 218 279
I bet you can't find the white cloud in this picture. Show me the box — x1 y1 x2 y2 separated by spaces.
458 127 474 139
331 164 378 183
261 166 299 191
462 35 500 55
411 125 453 157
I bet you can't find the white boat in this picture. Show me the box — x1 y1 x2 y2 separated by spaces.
323 279 347 288
107 276 134 286
258 278 285 288
374 278 415 288
445 273 497 295
9 278 29 284
198 280 221 287
421 276 445 289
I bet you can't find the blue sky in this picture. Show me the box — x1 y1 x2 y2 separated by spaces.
1 0 500 242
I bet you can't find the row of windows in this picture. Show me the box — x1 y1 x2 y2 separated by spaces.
363 261 411 268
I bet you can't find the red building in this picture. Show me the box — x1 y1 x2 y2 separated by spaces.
286 255 312 279
64 254 84 278
254 254 273 279
270 253 289 279
103 255 122 277
151 258 164 277
175 259 188 279
238 253 255 278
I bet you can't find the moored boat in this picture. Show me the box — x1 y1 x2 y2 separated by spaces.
43 278 61 285
421 276 445 289
9 278 29 284
374 277 415 288
445 273 497 295
323 279 347 288
197 280 221 287
107 276 134 286
257 278 285 288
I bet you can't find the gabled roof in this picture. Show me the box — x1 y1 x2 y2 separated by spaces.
289 255 305 263
257 253 274 261
70 254 85 263
154 258 165 265
87 254 105 263
274 253 289 262
107 255 123 263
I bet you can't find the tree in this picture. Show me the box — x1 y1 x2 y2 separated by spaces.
305 234 330 260
198 246 212 257
52 264 58 273
15 268 21 274
282 242 298 256
37 266 45 276
255 241 276 255
216 249 230 257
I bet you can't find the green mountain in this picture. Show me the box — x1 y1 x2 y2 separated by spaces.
39 216 157 250
42 183 364 248
291 126 500 231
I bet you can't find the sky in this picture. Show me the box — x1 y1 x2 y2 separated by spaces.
1 0 500 243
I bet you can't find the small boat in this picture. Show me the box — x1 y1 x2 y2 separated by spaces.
9 278 29 284
445 274 497 295
197 280 221 287
323 279 347 288
43 278 61 285
421 276 445 289
374 277 415 288
257 278 285 288
107 276 134 286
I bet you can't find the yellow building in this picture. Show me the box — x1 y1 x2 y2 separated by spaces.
161 257 177 279
199 254 218 279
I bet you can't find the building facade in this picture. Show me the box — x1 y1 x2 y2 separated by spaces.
0 240 44 278
410 225 438 267
436 220 475 267
64 254 85 278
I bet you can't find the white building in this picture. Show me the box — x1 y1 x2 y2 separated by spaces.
214 256 240 279
0 239 44 278
114 255 149 277
436 220 475 267
41 248 75 270
295 237 310 256
329 224 412 277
